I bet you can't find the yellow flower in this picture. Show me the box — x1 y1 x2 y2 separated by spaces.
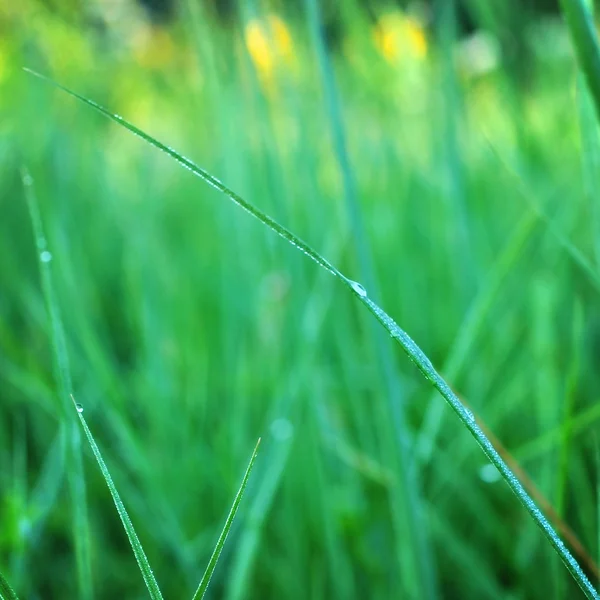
244 14 294 85
406 19 427 58
373 11 427 63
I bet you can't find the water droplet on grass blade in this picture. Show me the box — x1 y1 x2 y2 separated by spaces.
463 407 475 423
76 403 84 413
348 280 368 298
40 250 52 263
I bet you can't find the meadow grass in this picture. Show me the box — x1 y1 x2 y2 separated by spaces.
2 1 600 598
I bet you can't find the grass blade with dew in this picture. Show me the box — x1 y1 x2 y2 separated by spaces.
594 434 600 580
70 395 164 600
192 438 261 600
22 167 93 599
560 0 600 121
24 70 600 600
0 570 19 600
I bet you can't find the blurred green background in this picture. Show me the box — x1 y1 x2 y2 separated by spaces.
2 0 600 598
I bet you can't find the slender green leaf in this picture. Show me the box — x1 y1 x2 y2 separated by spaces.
192 438 261 600
304 0 437 595
22 167 92 599
226 429 292 600
0 569 19 600
577 71 600 266
416 209 540 464
25 70 600 600
560 0 600 121
70 395 164 600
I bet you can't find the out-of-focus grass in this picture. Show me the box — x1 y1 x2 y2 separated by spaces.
1 1 600 598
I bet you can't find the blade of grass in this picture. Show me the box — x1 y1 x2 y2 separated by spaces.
70 395 164 600
0 570 19 600
484 139 600 292
25 70 600 600
556 301 584 520
22 167 93 600
303 2 438 595
574 0 600 268
22 69 343 283
225 426 292 600
578 74 600 268
515 400 600 464
560 0 600 121
416 208 540 464
192 438 261 600
595 438 600 584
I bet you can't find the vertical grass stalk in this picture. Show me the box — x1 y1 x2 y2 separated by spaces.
560 0 600 121
303 2 438 596
22 168 93 600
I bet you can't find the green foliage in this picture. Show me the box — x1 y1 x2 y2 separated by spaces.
1 2 600 598
0 569 19 600
71 394 164 600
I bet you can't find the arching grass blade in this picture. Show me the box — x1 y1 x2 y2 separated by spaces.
24 70 600 600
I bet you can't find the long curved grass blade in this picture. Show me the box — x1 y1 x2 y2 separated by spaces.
192 438 261 600
0 570 19 600
560 0 600 121
25 70 600 600
70 396 164 600
22 69 344 284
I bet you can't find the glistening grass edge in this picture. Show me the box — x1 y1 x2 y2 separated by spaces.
192 438 261 600
70 395 165 600
22 167 93 599
0 569 19 600
24 69 600 600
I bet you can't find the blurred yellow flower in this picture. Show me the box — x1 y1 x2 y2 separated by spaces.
244 14 294 85
373 12 427 63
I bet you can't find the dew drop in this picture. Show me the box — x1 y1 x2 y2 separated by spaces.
23 174 33 186
479 463 500 483
463 407 475 423
76 403 84 413
348 280 368 298
40 251 52 263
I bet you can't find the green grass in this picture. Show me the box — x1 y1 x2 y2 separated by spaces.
2 1 600 598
